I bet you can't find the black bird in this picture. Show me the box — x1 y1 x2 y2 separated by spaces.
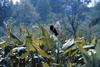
50 25 58 36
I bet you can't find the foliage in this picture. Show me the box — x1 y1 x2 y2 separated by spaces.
0 23 100 67
0 0 100 67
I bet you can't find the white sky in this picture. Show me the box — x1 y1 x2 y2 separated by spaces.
87 0 100 7
10 0 100 7
10 0 20 5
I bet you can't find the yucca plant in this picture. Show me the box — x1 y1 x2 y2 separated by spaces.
73 37 100 67
0 23 100 67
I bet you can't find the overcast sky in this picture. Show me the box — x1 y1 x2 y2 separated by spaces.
87 0 100 7
11 0 100 7
10 0 20 5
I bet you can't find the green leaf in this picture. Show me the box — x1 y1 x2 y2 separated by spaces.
39 25 54 50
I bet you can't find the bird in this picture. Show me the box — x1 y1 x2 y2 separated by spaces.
50 25 58 36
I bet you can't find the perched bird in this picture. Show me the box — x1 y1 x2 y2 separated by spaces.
50 25 58 36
